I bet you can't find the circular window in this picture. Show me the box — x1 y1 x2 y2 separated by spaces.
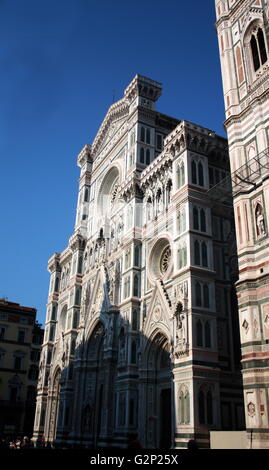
148 238 173 282
160 246 171 275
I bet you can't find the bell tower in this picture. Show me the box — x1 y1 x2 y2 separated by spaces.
215 0 269 448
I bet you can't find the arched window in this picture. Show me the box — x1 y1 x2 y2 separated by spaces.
133 275 140 297
84 188 89 202
178 248 183 269
49 325 55 342
146 128 151 144
51 304 57 321
200 209 206 232
197 319 203 346
251 34 260 71
134 245 140 267
203 284 209 308
199 390 205 424
183 245 187 266
118 392 126 426
46 350 52 365
249 26 268 73
177 163 185 188
195 282 202 307
44 371 49 386
193 207 199 230
55 277 60 293
140 147 145 164
131 340 137 364
141 127 145 142
191 160 197 184
71 339 76 355
72 310 79 329
198 161 204 186
75 288 81 305
78 255 83 274
201 242 208 267
205 321 211 348
194 240 200 265
132 309 139 330
146 149 150 165
207 391 213 424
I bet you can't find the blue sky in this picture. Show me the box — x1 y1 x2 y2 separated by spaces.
0 0 225 327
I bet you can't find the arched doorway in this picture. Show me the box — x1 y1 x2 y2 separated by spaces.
48 368 61 442
145 332 172 448
82 322 105 447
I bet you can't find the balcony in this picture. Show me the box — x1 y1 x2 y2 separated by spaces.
207 148 269 203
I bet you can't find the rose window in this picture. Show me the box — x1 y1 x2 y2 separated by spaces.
160 246 171 275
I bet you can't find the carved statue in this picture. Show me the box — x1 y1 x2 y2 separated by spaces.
256 204 266 236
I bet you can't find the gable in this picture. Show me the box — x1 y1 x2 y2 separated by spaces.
143 280 172 340
92 98 129 156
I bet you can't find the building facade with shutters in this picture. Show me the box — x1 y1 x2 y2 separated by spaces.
0 299 44 437
33 75 244 449
215 0 269 448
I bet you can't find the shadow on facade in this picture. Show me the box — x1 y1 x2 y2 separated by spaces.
37 241 245 449
44 314 175 450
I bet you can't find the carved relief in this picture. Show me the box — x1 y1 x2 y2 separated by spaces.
247 401 256 417
253 199 266 238
262 304 269 339
242 318 249 334
153 305 162 323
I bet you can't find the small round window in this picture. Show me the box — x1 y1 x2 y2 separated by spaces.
160 246 171 275
148 238 173 282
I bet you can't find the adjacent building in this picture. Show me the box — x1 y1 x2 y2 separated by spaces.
0 299 44 437
215 0 269 448
33 75 244 449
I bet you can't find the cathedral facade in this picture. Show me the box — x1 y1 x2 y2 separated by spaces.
33 75 244 449
215 0 269 448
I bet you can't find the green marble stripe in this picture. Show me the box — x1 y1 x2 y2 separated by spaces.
242 359 269 369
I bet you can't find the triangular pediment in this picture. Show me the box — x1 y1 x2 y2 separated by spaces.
92 98 129 155
85 266 110 324
143 280 172 340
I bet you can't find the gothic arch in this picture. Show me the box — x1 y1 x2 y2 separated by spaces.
85 318 105 347
47 366 62 442
97 164 122 216
58 304 68 335
143 330 173 449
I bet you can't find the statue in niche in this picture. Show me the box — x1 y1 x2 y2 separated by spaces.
174 302 187 355
108 269 115 304
255 203 266 237
247 401 256 418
